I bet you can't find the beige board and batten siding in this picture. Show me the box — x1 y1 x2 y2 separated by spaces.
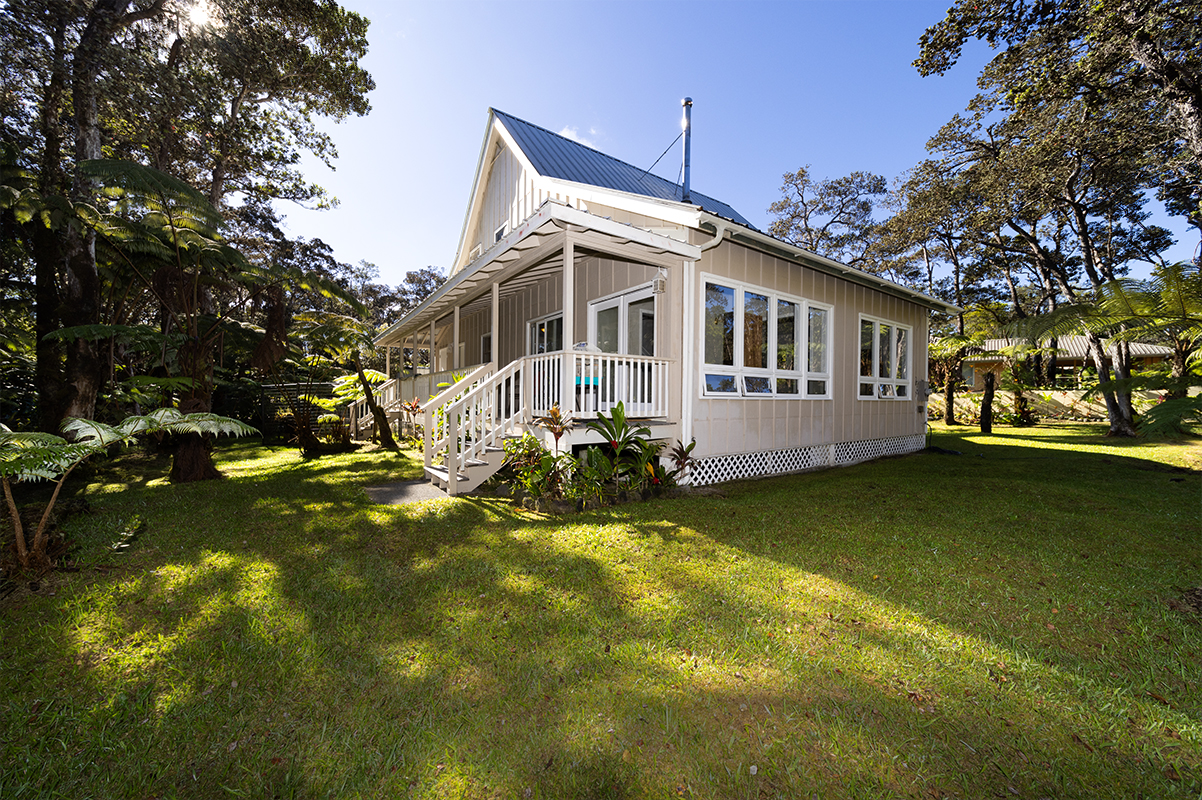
690 239 928 461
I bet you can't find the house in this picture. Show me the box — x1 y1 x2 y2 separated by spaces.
961 336 1174 389
363 104 960 492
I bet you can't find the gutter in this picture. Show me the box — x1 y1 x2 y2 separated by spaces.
698 213 963 315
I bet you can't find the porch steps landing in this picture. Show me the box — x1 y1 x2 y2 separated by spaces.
425 445 505 494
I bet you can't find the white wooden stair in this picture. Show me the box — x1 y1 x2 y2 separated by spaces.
425 445 505 493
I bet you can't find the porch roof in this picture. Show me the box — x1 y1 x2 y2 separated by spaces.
374 200 700 348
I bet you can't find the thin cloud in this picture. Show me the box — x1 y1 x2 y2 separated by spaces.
557 125 596 149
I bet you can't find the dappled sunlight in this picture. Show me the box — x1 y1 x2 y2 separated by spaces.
7 436 1197 798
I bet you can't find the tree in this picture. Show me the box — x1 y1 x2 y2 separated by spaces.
294 311 398 451
75 159 352 479
0 0 374 432
767 166 889 269
2 409 257 573
914 0 1202 237
913 37 1174 434
1022 260 1202 431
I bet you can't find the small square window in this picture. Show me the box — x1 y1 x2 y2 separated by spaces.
806 379 826 395
777 378 800 395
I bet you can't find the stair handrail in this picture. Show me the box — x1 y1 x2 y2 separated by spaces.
442 357 527 476
424 362 494 469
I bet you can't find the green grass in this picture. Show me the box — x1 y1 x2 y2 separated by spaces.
2 423 1200 799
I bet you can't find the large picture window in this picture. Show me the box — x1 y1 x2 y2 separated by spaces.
702 275 831 398
858 315 910 399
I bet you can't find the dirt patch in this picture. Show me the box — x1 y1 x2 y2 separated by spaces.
1168 587 1202 621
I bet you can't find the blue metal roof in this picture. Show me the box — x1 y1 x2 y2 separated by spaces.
493 109 756 229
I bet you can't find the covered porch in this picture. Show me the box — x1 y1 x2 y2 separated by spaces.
357 200 700 492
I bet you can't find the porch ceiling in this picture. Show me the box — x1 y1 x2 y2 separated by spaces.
375 201 701 347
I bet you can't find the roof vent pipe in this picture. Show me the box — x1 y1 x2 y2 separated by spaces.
681 97 692 204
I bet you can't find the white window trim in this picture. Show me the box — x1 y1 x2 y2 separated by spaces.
699 273 832 400
858 314 912 400
586 283 657 356
527 312 564 355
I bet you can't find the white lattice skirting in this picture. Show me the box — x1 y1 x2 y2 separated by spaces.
690 434 925 486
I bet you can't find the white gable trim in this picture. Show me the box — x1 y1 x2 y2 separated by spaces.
540 177 704 228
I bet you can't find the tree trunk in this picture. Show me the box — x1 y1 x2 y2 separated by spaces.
944 372 959 424
170 434 223 482
33 8 70 433
1084 333 1137 436
981 372 995 434
356 360 397 450
1168 340 1190 399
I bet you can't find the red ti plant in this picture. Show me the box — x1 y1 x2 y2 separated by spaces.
534 403 573 455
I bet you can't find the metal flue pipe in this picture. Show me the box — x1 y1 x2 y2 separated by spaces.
681 97 692 204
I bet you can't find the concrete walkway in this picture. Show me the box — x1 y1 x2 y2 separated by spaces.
364 480 449 505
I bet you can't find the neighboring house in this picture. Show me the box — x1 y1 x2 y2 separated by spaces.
962 337 1174 389
365 106 960 492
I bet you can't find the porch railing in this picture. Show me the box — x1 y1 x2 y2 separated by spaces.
527 352 669 418
423 352 670 491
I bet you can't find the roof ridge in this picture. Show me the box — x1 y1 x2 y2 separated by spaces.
491 107 687 200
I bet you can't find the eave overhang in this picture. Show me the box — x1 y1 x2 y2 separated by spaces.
697 213 964 316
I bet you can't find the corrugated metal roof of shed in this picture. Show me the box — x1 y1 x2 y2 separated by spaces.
967 336 1174 360
493 109 756 229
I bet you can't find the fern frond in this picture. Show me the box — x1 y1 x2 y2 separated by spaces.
61 418 127 447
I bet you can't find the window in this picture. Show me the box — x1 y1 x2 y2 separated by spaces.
481 332 492 364
858 315 911 399
589 286 656 356
528 314 563 355
701 275 830 398
494 223 508 243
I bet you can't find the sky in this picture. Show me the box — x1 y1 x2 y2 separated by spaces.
283 0 1197 287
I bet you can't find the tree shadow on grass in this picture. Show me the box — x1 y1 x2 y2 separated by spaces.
5 439 1200 799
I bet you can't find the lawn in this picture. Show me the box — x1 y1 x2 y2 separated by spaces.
2 423 1199 799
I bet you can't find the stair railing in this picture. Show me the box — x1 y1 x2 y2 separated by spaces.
441 358 527 477
423 362 494 471
350 376 401 437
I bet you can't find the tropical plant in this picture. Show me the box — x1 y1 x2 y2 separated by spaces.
1 410 257 573
667 438 698 483
293 311 397 450
534 403 573 456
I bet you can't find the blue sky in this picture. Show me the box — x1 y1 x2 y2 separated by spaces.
286 0 1195 286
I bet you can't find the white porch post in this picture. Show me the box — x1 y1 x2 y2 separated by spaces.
561 237 575 412
385 345 391 377
429 319 436 371
453 306 461 369
491 283 499 367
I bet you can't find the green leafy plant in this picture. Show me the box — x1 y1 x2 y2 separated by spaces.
1 409 257 573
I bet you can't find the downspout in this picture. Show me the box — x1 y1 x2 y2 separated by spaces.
699 222 727 251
